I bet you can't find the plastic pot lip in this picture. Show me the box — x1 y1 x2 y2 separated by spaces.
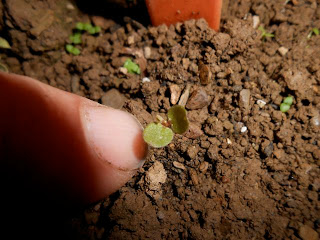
145 0 222 32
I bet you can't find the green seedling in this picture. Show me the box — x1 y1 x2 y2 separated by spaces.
0 37 11 49
143 105 189 148
258 26 274 40
280 96 294 113
65 44 81 55
76 22 101 35
307 27 319 39
123 58 141 74
69 32 82 44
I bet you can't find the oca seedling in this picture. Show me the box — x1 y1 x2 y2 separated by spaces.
143 105 189 148
258 26 275 40
280 96 294 113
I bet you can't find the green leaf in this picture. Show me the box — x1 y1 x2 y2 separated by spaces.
283 96 293 106
94 26 101 33
143 123 174 148
280 103 290 113
123 58 141 74
72 47 81 55
69 32 82 44
0 37 11 49
83 23 93 31
312 27 319 36
75 22 84 31
65 44 74 53
88 26 96 35
168 105 189 134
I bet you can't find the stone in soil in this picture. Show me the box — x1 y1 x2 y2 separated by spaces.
186 88 209 110
101 88 126 109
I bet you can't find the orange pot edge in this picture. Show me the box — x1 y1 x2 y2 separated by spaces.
145 0 222 32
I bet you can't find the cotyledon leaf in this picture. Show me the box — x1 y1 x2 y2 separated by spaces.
143 123 174 148
168 105 189 134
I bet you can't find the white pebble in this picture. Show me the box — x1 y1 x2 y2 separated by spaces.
241 126 247 133
253 15 260 29
227 138 232 144
119 67 128 74
66 3 75 10
278 47 288 56
257 99 266 108
142 77 151 83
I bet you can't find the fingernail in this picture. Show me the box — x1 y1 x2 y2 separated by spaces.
82 105 148 170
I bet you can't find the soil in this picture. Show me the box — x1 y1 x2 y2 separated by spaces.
1 0 320 239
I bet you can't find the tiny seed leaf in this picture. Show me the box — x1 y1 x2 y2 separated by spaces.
168 105 189 134
143 123 174 148
280 103 290 113
283 96 293 106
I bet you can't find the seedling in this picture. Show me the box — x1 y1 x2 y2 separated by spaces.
66 22 101 55
143 105 189 148
75 22 101 35
69 32 82 44
307 27 319 39
280 96 294 113
123 58 141 74
65 44 81 56
258 26 274 40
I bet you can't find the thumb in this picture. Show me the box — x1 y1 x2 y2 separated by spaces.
0 72 148 205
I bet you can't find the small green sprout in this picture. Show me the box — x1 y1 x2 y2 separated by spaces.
76 22 101 35
258 26 274 40
307 27 319 39
69 32 82 44
123 58 141 74
143 105 189 148
0 37 11 49
65 44 80 55
280 96 294 113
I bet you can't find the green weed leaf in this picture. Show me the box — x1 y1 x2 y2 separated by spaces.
168 105 189 134
123 58 141 74
143 123 174 148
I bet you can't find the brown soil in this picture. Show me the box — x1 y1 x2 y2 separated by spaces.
1 0 320 239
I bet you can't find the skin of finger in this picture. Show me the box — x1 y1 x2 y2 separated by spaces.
0 72 136 205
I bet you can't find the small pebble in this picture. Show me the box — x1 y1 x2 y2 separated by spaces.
119 67 128 74
199 62 212 85
227 138 232 144
257 99 266 108
241 126 247 133
239 89 251 112
278 47 288 56
252 15 260 29
298 225 319 240
144 46 151 59
127 35 135 45
66 3 75 10
169 84 182 105
142 77 151 83
186 88 209 110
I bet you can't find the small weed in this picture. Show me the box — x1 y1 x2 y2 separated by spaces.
66 22 101 55
65 44 80 56
307 27 319 39
143 105 189 148
258 26 274 41
123 59 141 74
280 96 294 113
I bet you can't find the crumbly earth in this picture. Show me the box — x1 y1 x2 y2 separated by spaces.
1 0 319 239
